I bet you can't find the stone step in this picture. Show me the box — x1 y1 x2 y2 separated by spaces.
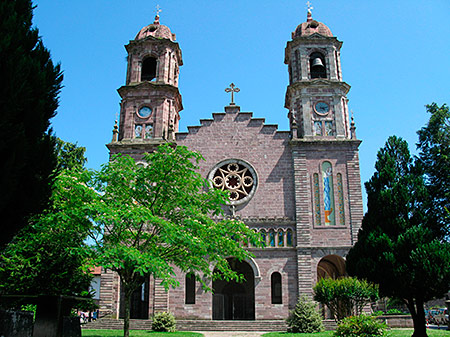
84 318 336 332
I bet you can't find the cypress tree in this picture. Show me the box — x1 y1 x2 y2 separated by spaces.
0 0 63 247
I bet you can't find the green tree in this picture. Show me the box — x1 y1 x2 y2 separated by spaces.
417 103 450 238
0 0 63 247
54 137 87 171
346 135 450 337
313 277 379 321
49 144 259 337
0 141 93 306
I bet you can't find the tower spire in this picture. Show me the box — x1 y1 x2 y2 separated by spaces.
306 1 314 21
154 4 162 24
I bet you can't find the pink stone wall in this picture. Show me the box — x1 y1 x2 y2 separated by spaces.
176 107 295 220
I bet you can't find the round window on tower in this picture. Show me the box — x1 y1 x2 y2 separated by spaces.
208 159 258 205
138 106 152 118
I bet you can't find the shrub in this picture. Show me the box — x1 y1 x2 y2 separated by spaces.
151 311 176 332
372 310 384 316
314 277 379 321
286 296 324 333
386 308 404 315
334 314 388 337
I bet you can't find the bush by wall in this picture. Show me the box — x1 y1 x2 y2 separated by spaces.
334 314 388 337
151 311 176 332
286 296 324 333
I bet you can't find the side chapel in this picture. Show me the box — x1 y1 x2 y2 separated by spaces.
100 9 364 322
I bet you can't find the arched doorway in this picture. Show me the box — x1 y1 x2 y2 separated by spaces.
317 255 346 319
212 258 255 320
317 254 346 280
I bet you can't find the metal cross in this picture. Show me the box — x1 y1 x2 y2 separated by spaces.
156 4 162 17
306 1 314 14
225 83 240 105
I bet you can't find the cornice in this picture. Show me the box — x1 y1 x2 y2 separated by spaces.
286 80 351 94
289 138 362 149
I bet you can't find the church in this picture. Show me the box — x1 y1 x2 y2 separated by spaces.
99 8 364 323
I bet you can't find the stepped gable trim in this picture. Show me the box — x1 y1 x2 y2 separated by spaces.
178 109 287 137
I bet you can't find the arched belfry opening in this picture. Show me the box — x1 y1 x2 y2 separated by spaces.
310 52 326 79
212 258 255 320
141 56 157 81
317 254 346 280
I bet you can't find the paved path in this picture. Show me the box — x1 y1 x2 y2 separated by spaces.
195 332 266 337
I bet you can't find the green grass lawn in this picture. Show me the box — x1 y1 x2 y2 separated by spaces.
82 331 203 337
262 329 450 337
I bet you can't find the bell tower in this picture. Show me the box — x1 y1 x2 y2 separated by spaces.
286 9 363 298
285 11 352 139
109 14 183 154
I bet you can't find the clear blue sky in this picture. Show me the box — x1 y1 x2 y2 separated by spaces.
33 0 449 210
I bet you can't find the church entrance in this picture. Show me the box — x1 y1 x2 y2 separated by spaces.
212 258 255 320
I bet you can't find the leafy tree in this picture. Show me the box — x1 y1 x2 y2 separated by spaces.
47 144 259 337
0 0 63 248
313 277 379 321
0 141 93 309
346 135 450 337
417 103 450 238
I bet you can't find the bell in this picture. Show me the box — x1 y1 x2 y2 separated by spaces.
311 57 324 68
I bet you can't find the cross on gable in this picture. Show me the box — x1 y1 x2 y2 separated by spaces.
225 83 240 105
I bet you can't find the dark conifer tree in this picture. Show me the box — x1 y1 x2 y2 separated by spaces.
347 135 450 337
0 0 63 247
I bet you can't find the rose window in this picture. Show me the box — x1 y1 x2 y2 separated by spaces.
208 160 257 205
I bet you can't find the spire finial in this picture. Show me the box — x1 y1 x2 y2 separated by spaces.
154 5 162 24
350 109 357 139
306 1 314 15
112 113 119 142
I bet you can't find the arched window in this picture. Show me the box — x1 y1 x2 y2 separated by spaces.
185 272 195 304
277 230 284 247
310 52 326 79
322 161 335 226
271 272 282 304
141 57 157 81
260 229 266 247
286 229 293 247
269 229 275 247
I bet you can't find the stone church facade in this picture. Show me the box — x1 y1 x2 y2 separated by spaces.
100 11 363 321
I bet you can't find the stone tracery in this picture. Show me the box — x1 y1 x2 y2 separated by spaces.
209 160 257 205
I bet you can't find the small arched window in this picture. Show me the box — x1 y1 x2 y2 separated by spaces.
269 230 275 247
286 229 293 247
185 272 195 304
271 272 282 304
277 230 284 247
260 229 266 247
310 52 326 79
141 57 157 81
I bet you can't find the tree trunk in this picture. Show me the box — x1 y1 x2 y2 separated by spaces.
123 288 131 337
407 299 428 337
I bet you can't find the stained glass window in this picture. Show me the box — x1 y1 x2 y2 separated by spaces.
322 161 335 226
337 173 345 226
260 230 266 247
269 230 275 247
277 230 284 247
286 229 293 246
313 173 321 225
134 124 143 138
